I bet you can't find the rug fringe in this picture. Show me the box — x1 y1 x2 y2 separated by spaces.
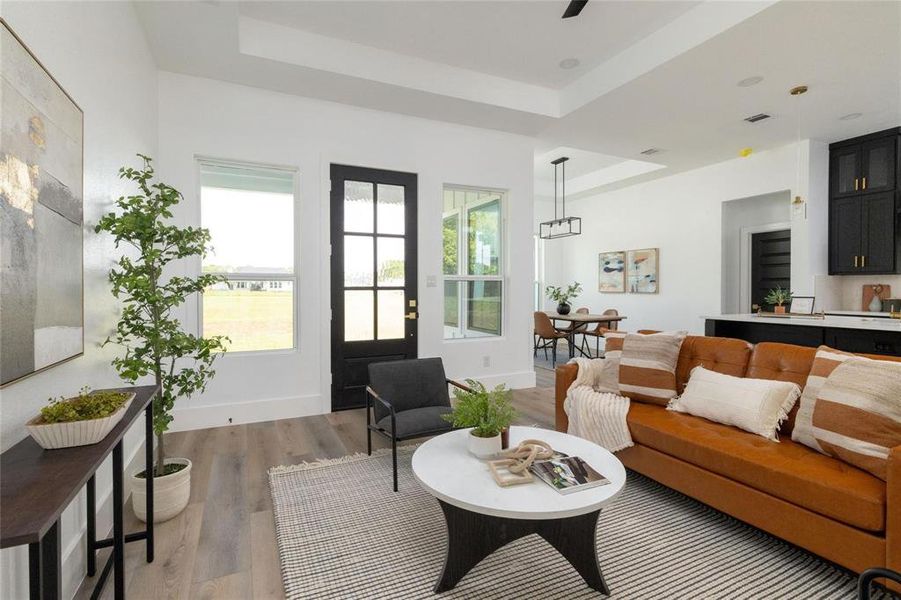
268 444 419 476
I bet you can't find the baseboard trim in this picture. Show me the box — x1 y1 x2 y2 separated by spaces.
169 393 323 432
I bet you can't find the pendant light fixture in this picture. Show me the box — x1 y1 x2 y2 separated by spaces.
790 84 808 218
539 156 581 239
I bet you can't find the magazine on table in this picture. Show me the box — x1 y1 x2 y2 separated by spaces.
529 455 610 495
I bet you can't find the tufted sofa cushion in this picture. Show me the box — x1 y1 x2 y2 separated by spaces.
627 402 886 532
674 336 753 394
746 343 816 436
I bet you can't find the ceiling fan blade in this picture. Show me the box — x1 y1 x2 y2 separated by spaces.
562 0 588 19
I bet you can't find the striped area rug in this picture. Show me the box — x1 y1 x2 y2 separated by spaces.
269 446 887 599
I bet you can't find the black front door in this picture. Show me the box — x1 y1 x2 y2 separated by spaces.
750 229 791 311
330 165 418 411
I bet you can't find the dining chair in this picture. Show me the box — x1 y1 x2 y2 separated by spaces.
573 307 591 356
582 308 619 357
534 311 568 367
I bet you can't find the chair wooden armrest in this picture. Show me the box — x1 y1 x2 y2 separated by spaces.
366 386 395 416
447 379 473 393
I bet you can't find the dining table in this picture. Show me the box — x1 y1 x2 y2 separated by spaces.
544 311 628 359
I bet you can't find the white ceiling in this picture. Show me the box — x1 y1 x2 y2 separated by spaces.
238 1 700 89
135 0 901 195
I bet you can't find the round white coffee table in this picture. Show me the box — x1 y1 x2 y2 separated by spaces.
412 426 626 594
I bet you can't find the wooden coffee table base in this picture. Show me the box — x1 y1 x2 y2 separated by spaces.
434 499 610 595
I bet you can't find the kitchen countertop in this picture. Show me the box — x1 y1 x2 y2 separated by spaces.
705 313 901 332
825 310 893 318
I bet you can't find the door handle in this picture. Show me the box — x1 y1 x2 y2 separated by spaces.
862 176 867 190
855 178 859 191
854 255 859 267
862 255 866 268
405 311 419 320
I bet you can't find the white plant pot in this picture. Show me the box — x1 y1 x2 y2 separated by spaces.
26 394 135 450
468 431 502 459
131 458 192 523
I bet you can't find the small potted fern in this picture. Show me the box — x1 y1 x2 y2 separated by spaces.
443 380 516 459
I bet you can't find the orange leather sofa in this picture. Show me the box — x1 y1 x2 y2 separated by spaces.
555 336 901 579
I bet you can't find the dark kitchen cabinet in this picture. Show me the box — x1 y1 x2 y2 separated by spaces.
830 145 861 198
828 128 900 275
862 192 896 272
861 137 897 194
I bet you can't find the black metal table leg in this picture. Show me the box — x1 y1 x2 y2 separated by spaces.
28 519 61 600
433 500 609 595
86 475 96 576
145 402 154 562
112 441 125 599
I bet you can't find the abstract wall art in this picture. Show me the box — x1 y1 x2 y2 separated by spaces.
597 251 625 293
1 20 84 386
627 248 658 294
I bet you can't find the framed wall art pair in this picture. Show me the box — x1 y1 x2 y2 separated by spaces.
598 248 658 294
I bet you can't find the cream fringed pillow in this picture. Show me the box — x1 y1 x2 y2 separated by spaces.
811 358 901 480
792 346 855 451
668 366 801 441
617 331 687 405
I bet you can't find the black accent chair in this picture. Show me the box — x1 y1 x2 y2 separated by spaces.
858 567 901 599
366 358 471 492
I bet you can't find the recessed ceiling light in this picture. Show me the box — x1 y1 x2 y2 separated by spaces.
559 58 581 70
737 76 764 87
839 112 863 121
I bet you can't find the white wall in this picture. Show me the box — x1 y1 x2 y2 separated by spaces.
157 72 537 430
720 191 791 313
554 142 828 334
0 3 158 598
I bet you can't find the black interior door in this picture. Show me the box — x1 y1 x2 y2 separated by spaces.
330 165 418 411
750 229 791 310
861 192 896 272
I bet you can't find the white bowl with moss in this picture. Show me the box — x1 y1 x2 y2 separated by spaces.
26 389 135 450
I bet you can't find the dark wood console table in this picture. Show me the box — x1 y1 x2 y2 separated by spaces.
1 385 158 599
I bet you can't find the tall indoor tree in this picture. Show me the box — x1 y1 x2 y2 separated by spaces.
96 155 228 479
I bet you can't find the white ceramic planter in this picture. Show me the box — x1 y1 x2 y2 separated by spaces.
468 431 502 459
26 394 135 450
131 458 192 523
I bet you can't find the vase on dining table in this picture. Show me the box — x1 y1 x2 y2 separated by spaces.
557 303 571 315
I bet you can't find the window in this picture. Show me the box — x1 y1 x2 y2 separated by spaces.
199 160 296 352
443 187 504 339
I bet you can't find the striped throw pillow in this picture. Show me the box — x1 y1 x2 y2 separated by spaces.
811 357 901 480
792 345 854 451
618 331 687 405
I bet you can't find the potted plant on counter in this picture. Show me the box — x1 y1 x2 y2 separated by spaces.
443 380 516 459
26 387 135 449
764 286 793 314
95 155 228 523
545 282 583 315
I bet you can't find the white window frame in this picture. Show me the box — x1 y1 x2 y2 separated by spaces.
196 157 299 355
442 186 506 340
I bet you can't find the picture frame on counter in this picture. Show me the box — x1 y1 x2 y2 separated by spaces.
789 296 815 315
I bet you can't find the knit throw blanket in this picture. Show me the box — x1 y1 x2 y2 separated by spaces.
563 358 633 453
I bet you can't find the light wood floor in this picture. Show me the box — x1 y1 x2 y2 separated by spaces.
75 378 556 600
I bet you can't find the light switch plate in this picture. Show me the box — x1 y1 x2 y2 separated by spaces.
426 275 437 288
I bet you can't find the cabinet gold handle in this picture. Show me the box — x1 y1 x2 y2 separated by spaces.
862 255 866 268
855 178 859 191
862 177 867 190
854 255 859 267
